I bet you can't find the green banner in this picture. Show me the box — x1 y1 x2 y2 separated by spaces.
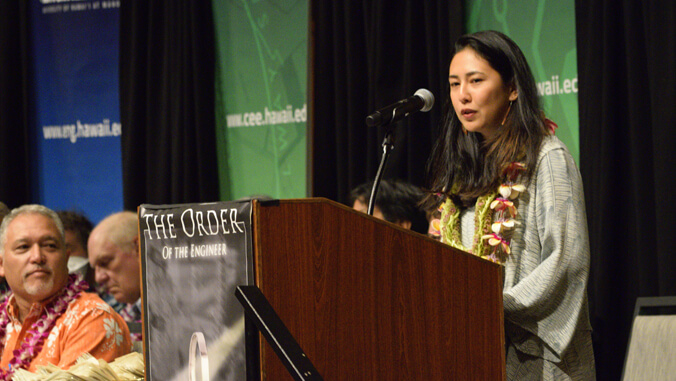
466 0 579 163
214 0 308 201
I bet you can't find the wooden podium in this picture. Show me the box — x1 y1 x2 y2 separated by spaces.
251 198 505 380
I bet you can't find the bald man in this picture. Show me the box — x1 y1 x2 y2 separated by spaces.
88 212 141 324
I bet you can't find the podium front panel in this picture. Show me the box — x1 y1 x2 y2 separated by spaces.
252 198 505 380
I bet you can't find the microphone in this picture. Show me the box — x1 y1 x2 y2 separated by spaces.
365 88 434 127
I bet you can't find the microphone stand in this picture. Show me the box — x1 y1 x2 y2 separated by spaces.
367 130 394 216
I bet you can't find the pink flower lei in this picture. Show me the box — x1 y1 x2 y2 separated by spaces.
0 274 88 380
481 162 526 263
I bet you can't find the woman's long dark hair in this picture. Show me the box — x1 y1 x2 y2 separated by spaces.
425 30 549 207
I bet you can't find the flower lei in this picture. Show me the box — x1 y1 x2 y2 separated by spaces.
440 162 526 264
0 274 88 380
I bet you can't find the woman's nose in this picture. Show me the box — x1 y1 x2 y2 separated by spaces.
458 84 471 103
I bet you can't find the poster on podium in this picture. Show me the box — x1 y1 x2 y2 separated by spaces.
139 201 253 380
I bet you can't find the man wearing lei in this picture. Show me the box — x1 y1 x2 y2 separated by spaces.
0 205 131 379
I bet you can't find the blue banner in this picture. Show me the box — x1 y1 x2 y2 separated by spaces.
30 0 123 223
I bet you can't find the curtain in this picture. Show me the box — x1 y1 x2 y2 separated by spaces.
309 1 464 203
576 0 676 379
119 0 219 209
0 0 32 207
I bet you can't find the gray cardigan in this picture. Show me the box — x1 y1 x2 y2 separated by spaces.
457 135 596 380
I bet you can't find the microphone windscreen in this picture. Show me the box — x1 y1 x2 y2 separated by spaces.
414 88 434 112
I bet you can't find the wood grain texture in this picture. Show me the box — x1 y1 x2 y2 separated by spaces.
253 198 505 380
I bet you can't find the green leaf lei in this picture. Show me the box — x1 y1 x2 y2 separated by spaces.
439 162 526 264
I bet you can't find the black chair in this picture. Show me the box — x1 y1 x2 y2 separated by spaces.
622 296 676 380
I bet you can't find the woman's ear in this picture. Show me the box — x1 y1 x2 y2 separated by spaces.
508 87 518 102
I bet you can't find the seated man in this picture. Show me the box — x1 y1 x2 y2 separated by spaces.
57 210 123 311
0 204 131 377
55 211 92 261
350 179 428 235
87 212 142 326
56 211 93 280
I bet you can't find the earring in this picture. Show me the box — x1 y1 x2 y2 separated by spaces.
501 101 513 126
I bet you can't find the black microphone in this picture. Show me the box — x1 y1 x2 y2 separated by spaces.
365 88 434 127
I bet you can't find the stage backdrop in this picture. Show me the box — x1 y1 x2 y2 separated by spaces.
213 0 308 201
29 0 123 222
465 0 580 163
